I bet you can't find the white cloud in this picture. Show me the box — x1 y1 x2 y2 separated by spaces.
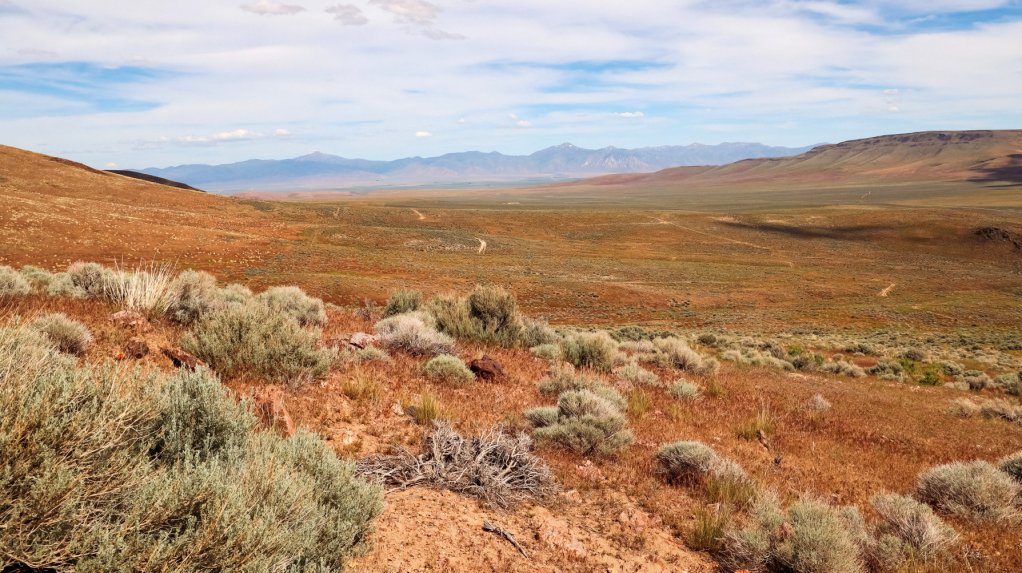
325 4 368 25
415 130 432 137
274 128 292 136
368 0 464 39
616 111 644 118
241 1 305 16
105 162 117 168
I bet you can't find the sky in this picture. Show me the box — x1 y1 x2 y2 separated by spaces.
0 0 1020 168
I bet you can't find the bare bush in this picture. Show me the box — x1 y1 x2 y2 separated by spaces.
357 422 556 508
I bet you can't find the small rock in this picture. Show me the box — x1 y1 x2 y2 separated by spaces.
123 338 150 359
469 355 505 381
252 387 296 436
161 347 205 370
390 401 406 417
349 332 378 349
109 310 151 333
618 507 653 535
535 517 587 560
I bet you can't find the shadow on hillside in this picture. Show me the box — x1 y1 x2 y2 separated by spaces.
969 153 1022 186
719 221 894 240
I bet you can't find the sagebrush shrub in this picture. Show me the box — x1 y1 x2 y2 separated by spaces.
219 283 254 305
999 450 1022 483
807 394 832 413
669 380 701 400
382 289 422 317
256 285 328 327
870 493 958 564
182 300 332 384
169 269 221 324
45 272 80 297
720 491 785 572
775 499 867 573
67 261 115 298
374 312 454 357
18 265 54 287
0 326 381 571
656 441 721 483
423 354 475 385
0 266 32 298
530 343 562 360
529 388 633 456
30 313 92 355
561 331 619 372
915 461 1021 521
615 361 659 386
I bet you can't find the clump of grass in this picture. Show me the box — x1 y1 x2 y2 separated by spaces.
382 289 422 317
374 312 455 357
256 285 328 327
168 269 221 324
687 505 732 552
561 331 619 372
423 354 475 385
30 313 93 356
182 300 333 384
627 389 653 418
341 371 383 402
915 461 1021 521
704 377 726 399
527 388 633 456
405 392 446 425
0 325 381 571
105 262 178 316
0 266 32 298
668 380 701 401
615 361 659 386
736 403 777 441
869 493 958 567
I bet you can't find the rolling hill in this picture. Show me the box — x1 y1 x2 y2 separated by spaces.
135 141 814 193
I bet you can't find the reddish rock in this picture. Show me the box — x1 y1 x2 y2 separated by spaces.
252 387 296 436
535 517 587 560
161 347 205 370
349 332 378 349
109 310 151 333
469 355 505 381
123 338 150 359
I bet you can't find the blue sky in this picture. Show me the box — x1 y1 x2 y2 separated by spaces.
0 0 1020 168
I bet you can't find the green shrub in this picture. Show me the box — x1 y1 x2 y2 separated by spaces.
0 266 32 297
169 269 221 324
918 365 942 386
530 389 633 456
999 450 1022 483
423 354 475 385
669 380 701 401
0 327 380 572
256 285 328 327
522 318 558 347
775 499 867 573
424 286 533 347
374 312 454 357
915 461 1021 521
530 343 562 360
182 300 332 384
561 331 619 372
18 265 54 287
30 313 93 355
615 361 659 385
870 493 958 565
219 283 254 305
67 261 115 298
382 289 422 317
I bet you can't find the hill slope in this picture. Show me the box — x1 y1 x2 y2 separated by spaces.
136 141 814 192
0 145 283 269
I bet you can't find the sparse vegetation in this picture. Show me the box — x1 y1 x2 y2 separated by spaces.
423 354 475 385
30 313 92 355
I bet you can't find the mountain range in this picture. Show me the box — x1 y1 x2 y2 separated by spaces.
137 142 815 193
